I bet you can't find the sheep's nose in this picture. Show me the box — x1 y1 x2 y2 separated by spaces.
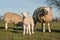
45 11 48 15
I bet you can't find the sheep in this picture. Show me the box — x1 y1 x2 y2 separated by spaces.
4 12 22 30
33 6 53 32
21 12 34 35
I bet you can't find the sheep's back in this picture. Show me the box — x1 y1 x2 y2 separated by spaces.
4 12 22 24
23 17 34 25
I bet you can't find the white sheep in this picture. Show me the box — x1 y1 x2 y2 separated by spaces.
4 12 22 29
21 12 34 35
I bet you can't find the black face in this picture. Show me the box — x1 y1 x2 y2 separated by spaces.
44 9 48 15
16 22 23 26
38 8 48 17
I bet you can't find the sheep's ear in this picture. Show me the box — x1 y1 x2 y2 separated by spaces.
27 12 29 15
21 12 23 16
21 12 23 15
50 7 52 9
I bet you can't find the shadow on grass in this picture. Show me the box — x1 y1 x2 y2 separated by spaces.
51 29 60 33
10 30 21 33
0 26 5 29
10 27 23 30
0 26 60 33
36 29 60 33
9 27 23 33
36 29 42 32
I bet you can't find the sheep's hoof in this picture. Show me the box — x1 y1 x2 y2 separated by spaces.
29 33 31 35
23 33 25 35
32 32 34 34
5 28 8 30
49 31 51 32
5 27 8 30
43 31 45 32
26 32 28 34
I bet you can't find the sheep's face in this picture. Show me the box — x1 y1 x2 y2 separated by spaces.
23 12 28 17
44 7 52 14
22 12 29 19
38 8 48 17
39 7 52 16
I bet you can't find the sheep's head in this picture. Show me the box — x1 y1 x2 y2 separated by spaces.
44 7 52 15
38 6 52 17
21 12 29 19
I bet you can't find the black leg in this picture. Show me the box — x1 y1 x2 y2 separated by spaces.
41 22 43 32
34 21 37 32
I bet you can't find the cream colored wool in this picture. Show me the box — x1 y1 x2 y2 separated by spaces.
4 12 22 29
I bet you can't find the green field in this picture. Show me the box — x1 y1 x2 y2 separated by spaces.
0 22 60 40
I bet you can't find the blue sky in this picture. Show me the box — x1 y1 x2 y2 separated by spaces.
0 0 59 18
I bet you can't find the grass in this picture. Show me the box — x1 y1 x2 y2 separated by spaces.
0 22 60 40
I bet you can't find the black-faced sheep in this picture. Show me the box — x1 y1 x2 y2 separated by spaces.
33 6 53 32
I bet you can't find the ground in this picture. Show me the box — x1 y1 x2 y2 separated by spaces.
0 22 60 40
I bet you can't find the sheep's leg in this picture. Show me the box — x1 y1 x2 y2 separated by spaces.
28 25 31 35
26 26 28 34
48 23 51 32
41 22 43 32
23 25 26 35
5 22 8 30
14 24 16 28
43 23 45 32
32 24 34 34
14 24 18 30
34 21 36 32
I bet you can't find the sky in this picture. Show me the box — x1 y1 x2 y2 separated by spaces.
0 0 59 18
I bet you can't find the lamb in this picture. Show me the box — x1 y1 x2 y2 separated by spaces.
33 6 53 32
21 12 34 35
4 12 22 29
